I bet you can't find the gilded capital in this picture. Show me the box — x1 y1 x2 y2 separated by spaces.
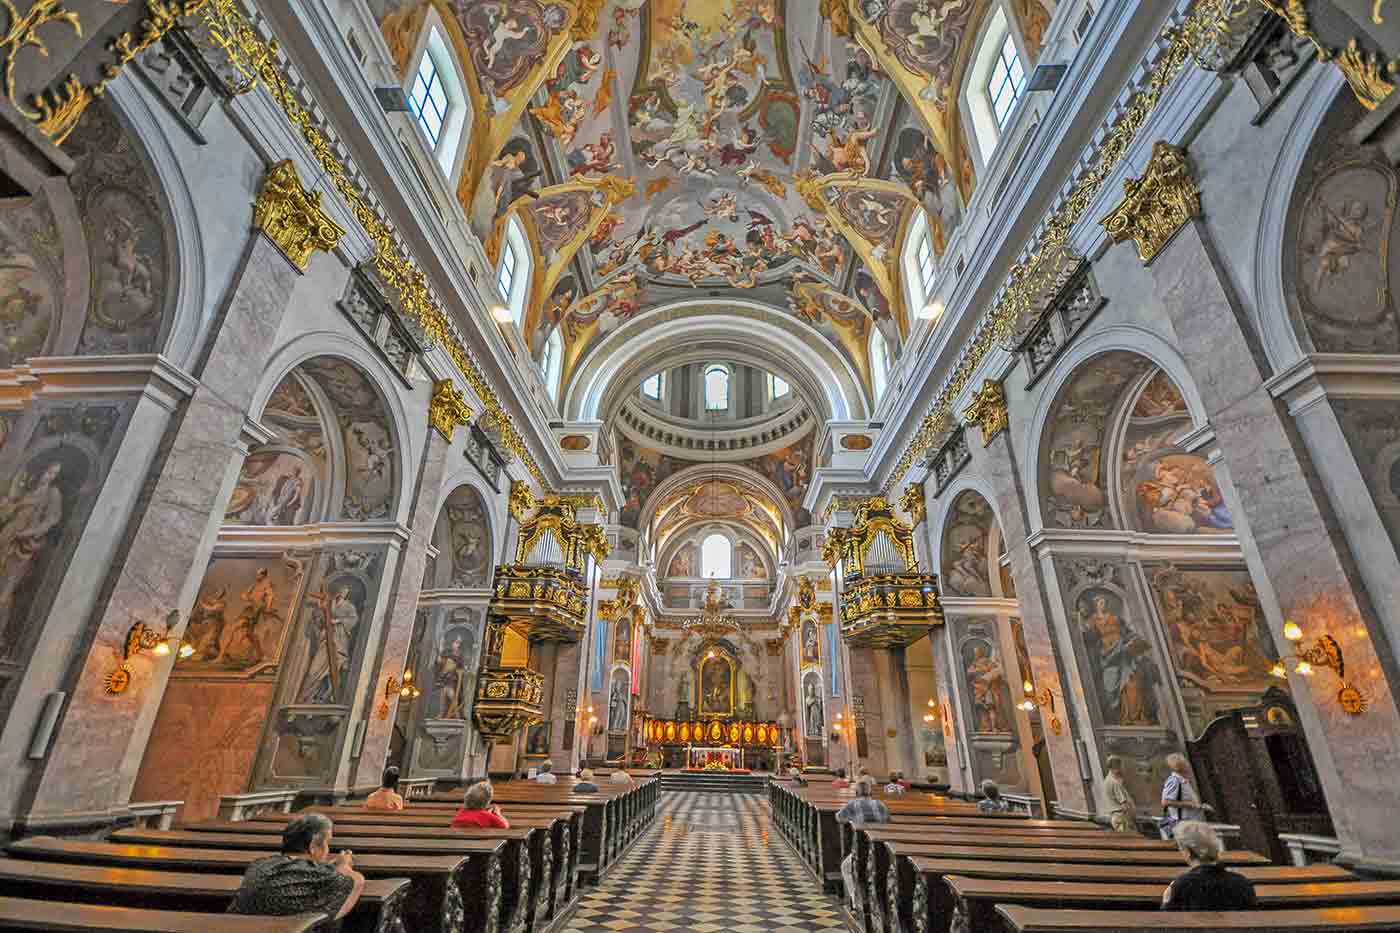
899 483 926 527
428 379 473 441
508 480 535 522
253 160 346 271
1101 141 1201 264
962 379 1009 445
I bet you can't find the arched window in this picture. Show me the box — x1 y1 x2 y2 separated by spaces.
641 372 663 401
407 27 468 175
701 533 732 579
541 327 563 400
902 209 939 317
871 330 891 401
987 30 1028 128
704 364 730 412
965 8 1027 165
498 217 532 326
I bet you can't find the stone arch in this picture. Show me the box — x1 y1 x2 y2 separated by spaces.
426 483 494 589
1023 327 1212 534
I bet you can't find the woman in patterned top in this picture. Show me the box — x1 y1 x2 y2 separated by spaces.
228 813 365 927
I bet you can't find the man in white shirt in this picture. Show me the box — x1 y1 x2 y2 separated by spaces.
534 761 558 784
610 769 633 784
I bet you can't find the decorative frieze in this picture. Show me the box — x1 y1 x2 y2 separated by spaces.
926 426 972 497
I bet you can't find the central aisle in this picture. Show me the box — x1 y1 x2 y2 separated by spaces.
564 790 851 932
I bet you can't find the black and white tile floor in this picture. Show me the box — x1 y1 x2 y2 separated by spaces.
563 791 852 932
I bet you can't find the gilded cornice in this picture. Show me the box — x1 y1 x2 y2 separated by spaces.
253 160 346 272
961 378 1009 445
428 379 474 441
1101 141 1202 263
882 0 1238 494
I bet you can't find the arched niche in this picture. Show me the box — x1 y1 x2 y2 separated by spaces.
939 488 1014 599
228 355 401 526
425 484 494 589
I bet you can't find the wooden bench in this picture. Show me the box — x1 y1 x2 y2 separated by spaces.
0 855 407 933
995 904 1400 931
0 896 324 932
890 858 1357 933
8 837 487 933
111 828 522 933
947 875 1400 933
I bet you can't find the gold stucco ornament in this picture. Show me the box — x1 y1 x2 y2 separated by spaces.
962 379 1009 444
253 160 346 272
1102 141 1202 264
1338 682 1369 716
428 379 473 441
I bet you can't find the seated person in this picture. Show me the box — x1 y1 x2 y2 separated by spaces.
834 781 889 913
229 813 364 923
452 781 510 829
977 779 1010 813
1162 821 1258 911
573 769 600 793
534 761 558 784
610 769 633 784
884 771 907 795
830 767 850 790
364 766 404 811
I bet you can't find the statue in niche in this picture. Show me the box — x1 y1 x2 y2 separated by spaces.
435 633 470 719
802 620 819 663
804 677 823 737
608 677 628 732
299 585 362 704
0 461 64 644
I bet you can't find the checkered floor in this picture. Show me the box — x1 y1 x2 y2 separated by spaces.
563 791 852 932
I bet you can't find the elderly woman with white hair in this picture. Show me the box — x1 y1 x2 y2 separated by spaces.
1159 752 1212 838
1161 821 1257 911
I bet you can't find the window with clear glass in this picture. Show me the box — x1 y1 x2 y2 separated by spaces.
497 241 517 305
987 32 1027 128
701 533 732 579
917 231 937 299
769 373 790 400
704 365 730 411
408 48 449 148
641 372 663 400
542 328 562 398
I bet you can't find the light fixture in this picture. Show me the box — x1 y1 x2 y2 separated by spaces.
385 670 421 702
918 300 944 320
1270 619 1368 715
491 304 513 324
104 615 184 694
1018 680 1064 735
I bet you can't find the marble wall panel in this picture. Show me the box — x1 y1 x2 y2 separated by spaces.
1331 398 1400 566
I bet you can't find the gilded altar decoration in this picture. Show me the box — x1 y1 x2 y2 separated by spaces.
962 379 1009 444
681 580 741 639
643 717 781 749
428 380 473 441
899 483 926 527
253 160 346 272
1102 142 1201 264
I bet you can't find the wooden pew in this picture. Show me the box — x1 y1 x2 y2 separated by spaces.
947 875 1400 933
995 904 1400 932
8 837 489 933
0 896 324 932
891 858 1357 933
0 855 407 933
110 828 523 933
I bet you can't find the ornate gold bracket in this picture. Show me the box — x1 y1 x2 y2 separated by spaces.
428 379 473 441
253 160 345 272
899 482 926 527
962 379 1009 444
1102 141 1201 264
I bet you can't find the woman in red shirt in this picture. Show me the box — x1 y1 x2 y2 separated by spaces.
451 781 509 829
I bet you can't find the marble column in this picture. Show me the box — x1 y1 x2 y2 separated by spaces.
1152 218 1400 869
930 628 969 793
846 645 889 776
968 426 1091 811
354 424 451 788
19 231 304 827
548 641 584 773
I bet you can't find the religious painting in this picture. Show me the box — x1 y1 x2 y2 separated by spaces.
802 670 824 738
292 550 384 705
800 37 887 143
1011 0 1052 62
834 188 905 250
458 0 570 100
699 653 735 718
667 542 696 578
801 619 820 665
607 666 630 732
853 268 898 349
523 188 595 258
739 435 814 526
617 439 682 528
177 556 305 675
941 491 994 597
432 610 478 720
490 136 545 218
1073 585 1160 727
960 631 1012 735
1010 619 1033 694
300 358 397 522
857 0 978 93
525 720 551 756
0 402 123 666
613 610 632 663
440 485 492 587
0 190 62 367
1041 352 1154 528
224 450 318 526
1147 565 1274 695
736 542 767 580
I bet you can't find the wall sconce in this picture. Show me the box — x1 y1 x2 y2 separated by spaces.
388 668 422 700
1271 620 1368 716
1017 679 1063 735
922 697 936 724
104 616 192 694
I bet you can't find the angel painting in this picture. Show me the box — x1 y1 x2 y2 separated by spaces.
1303 198 1374 294
569 132 620 176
